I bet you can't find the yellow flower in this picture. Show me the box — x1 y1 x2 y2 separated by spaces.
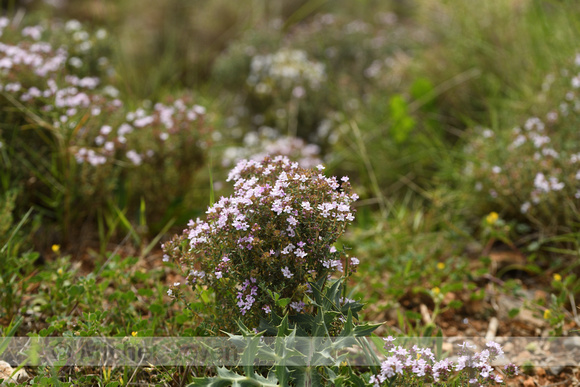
432 287 440 296
52 244 60 253
131 331 138 337
553 273 562 282
543 309 551 320
57 268 63 275
486 212 499 225
437 262 445 270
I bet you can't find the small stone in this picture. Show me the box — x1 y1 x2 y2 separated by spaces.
0 361 13 380
535 367 546 377
563 337 580 350
0 360 28 384
523 376 536 387
548 365 565 375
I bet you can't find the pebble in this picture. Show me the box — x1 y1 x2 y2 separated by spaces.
0 360 28 384
563 337 580 350
548 365 565 375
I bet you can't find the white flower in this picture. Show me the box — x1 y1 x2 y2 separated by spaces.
531 134 551 148
96 28 107 39
65 20 82 31
521 201 531 214
100 125 112 135
295 249 307 258
126 150 143 166
510 134 526 149
482 129 494 138
69 57 83 68
534 173 550 192
281 266 294 278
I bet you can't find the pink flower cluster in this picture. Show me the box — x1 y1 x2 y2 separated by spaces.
0 17 210 168
370 337 516 386
188 158 357 271
505 118 566 212
466 51 580 226
236 277 258 316
75 100 208 166
163 156 358 326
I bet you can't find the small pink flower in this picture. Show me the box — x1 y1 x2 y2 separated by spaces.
281 267 294 278
287 216 298 226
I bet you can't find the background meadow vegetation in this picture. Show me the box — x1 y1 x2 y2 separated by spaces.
1 0 580 385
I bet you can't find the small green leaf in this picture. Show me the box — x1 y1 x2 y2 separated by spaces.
524 264 542 274
353 322 382 337
277 298 291 308
388 95 415 143
410 77 434 103
200 289 211 304
121 291 137 302
138 288 154 297
175 311 191 325
405 310 422 321
149 304 164 314
441 282 464 293
267 289 280 302
68 285 85 297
